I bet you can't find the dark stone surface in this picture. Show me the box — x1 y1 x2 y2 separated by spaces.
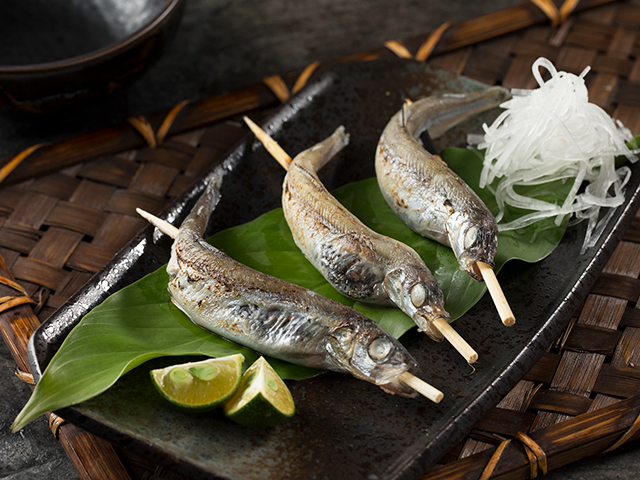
2 1 640 479
0 346 78 479
0 0 524 158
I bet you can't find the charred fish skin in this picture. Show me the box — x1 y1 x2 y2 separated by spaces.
282 126 449 341
167 181 418 397
375 87 510 280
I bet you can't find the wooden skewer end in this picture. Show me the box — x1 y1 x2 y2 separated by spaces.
136 208 179 239
243 116 292 170
432 317 478 364
399 372 444 403
477 262 515 327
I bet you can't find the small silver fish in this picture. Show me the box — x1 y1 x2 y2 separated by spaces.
166 180 418 396
282 126 449 342
375 87 510 280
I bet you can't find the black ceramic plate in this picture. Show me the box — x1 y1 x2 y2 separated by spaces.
28 58 640 480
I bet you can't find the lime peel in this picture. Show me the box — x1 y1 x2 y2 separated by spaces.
150 353 244 412
223 356 295 428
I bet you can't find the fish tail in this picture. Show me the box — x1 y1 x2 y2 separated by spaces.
409 86 511 139
179 177 222 237
301 126 350 172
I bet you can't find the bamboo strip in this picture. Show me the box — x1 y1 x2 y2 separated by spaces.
0 0 619 185
0 253 131 480
1 84 273 185
421 394 640 480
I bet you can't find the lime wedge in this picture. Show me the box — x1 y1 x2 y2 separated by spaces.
223 356 295 428
150 354 244 412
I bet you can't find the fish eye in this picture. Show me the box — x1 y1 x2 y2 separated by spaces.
464 226 478 249
369 337 392 360
410 284 426 307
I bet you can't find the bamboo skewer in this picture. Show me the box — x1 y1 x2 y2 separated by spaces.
136 207 444 403
403 101 514 329
399 372 443 403
244 116 292 169
432 317 477 364
477 261 515 326
136 208 179 238
244 116 477 365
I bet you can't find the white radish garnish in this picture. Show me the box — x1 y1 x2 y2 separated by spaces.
470 57 638 253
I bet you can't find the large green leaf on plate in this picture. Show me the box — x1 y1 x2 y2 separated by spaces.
12 147 572 432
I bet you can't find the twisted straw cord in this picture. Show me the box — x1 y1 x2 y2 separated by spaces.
530 0 580 27
0 143 45 185
0 295 36 314
263 61 322 103
15 368 35 385
477 431 549 479
127 99 190 148
515 431 548 478
384 22 452 62
603 410 640 454
262 75 290 103
48 412 66 439
0 276 29 296
478 439 511 480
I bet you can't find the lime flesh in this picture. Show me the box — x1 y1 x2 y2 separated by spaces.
223 356 295 428
150 354 244 412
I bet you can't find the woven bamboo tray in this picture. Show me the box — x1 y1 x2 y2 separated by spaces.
2 1 640 479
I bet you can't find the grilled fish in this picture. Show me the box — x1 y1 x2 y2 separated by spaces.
166 180 418 396
281 126 449 342
375 87 510 280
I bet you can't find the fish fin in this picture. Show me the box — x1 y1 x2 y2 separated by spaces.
401 101 408 129
293 164 326 191
293 126 349 173
332 232 376 258
179 178 222 238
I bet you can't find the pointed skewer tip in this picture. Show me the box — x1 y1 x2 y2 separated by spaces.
136 208 178 239
243 116 292 170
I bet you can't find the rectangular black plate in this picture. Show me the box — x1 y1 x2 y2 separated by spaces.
28 58 640 480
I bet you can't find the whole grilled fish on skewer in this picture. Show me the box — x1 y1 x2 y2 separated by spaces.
375 87 516 326
136 181 443 401
243 117 478 364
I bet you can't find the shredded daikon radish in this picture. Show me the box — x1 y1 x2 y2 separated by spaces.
469 57 638 253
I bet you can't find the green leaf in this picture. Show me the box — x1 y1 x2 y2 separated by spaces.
12 147 571 432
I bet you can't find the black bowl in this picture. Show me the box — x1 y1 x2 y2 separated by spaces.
0 0 185 112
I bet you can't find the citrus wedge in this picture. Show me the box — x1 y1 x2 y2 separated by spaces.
223 356 295 428
150 354 244 412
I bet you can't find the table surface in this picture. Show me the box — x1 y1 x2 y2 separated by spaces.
2 1 640 479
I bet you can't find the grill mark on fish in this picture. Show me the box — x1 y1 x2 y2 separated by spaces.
295 164 324 190
319 239 380 300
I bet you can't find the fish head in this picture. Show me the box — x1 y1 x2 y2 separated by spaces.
448 211 498 281
383 267 449 341
327 322 417 397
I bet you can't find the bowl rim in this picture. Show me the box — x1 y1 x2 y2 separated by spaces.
0 0 185 74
